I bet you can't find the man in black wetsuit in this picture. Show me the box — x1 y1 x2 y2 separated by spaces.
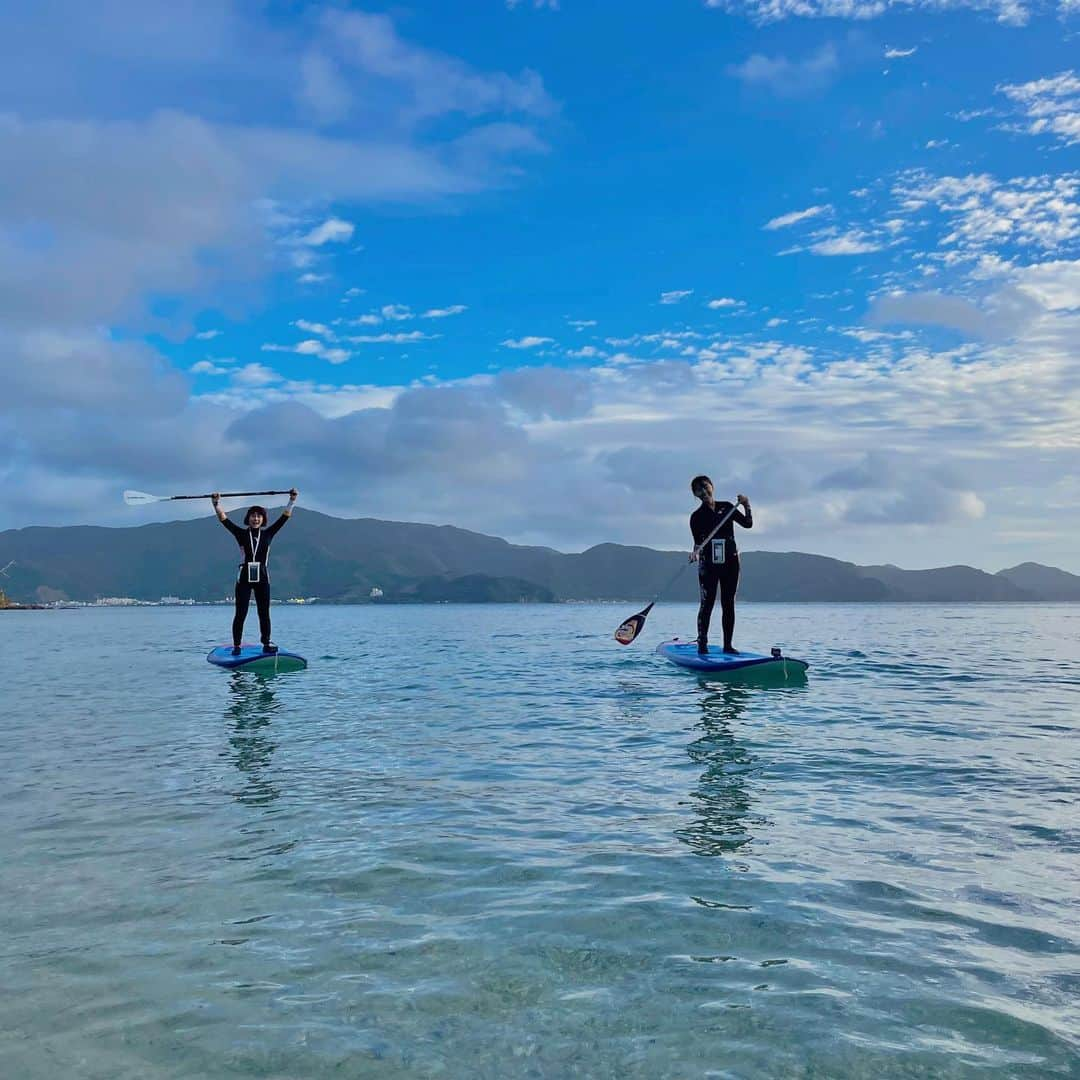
689 477 752 655
212 489 298 655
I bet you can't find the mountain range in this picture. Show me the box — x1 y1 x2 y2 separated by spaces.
1 509 1078 604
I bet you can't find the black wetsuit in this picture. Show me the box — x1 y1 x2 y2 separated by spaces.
690 501 752 650
221 515 289 647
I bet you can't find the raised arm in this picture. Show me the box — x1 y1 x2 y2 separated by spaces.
212 493 244 538
265 488 298 538
733 493 753 529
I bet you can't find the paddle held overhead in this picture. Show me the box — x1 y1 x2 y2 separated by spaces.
124 489 295 506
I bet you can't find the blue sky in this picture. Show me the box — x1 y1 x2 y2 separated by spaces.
2 0 1078 570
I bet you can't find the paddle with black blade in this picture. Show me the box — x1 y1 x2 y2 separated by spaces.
123 489 294 506
614 499 742 645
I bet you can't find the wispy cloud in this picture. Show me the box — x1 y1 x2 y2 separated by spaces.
262 340 351 363
660 290 693 305
765 205 830 230
885 46 917 59
502 336 554 349
347 331 436 344
294 320 336 338
707 297 743 309
422 304 467 318
322 8 555 124
809 230 883 256
729 43 838 97
707 0 1036 29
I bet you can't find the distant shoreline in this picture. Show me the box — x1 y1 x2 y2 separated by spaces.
9 598 1080 610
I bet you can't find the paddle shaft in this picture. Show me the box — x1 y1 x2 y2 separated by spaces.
169 490 293 501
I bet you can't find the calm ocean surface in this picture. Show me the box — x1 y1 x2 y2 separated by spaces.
2 603 1077 1079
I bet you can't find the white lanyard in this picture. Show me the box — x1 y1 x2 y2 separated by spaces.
248 528 261 561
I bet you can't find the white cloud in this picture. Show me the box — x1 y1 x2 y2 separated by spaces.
567 319 598 329
348 331 435 344
885 46 917 58
765 204 830 230
892 170 1080 254
766 317 787 327
262 339 352 364
660 290 693 305
233 363 282 387
298 273 330 284
294 320 336 338
381 304 414 321
189 360 229 375
422 304 467 318
809 230 883 255
707 0 1036 28
299 217 355 247
707 297 743 309
193 329 222 340
998 71 1080 147
14 297 1080 571
1012 259 1080 310
567 345 606 359
211 316 1080 567
502 335 554 349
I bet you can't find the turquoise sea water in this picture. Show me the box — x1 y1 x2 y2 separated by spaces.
2 603 1078 1079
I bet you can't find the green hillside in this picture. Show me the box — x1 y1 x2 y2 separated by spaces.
1 509 1077 604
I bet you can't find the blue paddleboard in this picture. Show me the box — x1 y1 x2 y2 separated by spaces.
207 643 307 674
656 639 808 682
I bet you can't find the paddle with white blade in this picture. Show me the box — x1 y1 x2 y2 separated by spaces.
124 489 294 506
614 499 742 646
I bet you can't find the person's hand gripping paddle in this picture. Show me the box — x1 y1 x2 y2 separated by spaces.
613 499 742 645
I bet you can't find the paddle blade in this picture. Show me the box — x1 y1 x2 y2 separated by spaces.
614 603 653 645
123 489 161 505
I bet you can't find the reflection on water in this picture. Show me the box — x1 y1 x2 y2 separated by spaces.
223 672 282 807
675 684 766 858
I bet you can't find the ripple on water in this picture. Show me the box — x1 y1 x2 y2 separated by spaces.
1 602 1078 1078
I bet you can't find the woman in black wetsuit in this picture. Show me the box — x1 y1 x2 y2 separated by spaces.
688 477 752 655
213 488 298 655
